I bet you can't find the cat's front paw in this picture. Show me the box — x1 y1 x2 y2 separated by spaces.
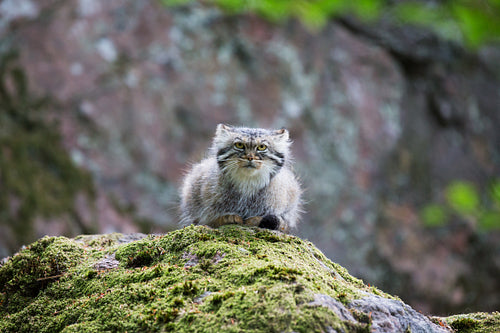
243 216 263 226
211 214 243 227
259 215 280 230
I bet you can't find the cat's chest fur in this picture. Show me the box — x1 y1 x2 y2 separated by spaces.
213 182 268 218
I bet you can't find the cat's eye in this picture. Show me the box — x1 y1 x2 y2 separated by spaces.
257 144 267 151
234 142 245 149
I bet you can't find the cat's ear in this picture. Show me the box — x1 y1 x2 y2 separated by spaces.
216 124 233 136
273 128 289 142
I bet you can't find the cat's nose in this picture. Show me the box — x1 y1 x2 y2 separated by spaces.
246 153 256 161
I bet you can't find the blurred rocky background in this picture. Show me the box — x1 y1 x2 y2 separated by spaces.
0 0 499 316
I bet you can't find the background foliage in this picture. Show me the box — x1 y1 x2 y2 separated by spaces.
422 180 500 230
162 0 500 47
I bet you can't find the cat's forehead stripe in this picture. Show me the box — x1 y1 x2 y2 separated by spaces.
234 127 269 136
232 137 268 147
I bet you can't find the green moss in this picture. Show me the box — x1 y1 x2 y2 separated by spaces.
0 236 86 311
2 225 497 332
443 312 500 333
450 317 479 331
0 225 388 332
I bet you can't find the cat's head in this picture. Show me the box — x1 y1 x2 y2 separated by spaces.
212 124 291 192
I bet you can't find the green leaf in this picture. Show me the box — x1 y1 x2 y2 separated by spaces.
445 181 480 215
294 2 328 31
392 2 463 42
254 0 291 23
421 204 448 227
161 0 193 6
315 0 345 14
479 211 500 230
393 2 444 25
490 180 500 206
215 0 247 13
351 0 383 21
453 4 492 47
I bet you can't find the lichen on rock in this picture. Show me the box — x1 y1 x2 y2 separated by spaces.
0 48 96 257
0 225 497 332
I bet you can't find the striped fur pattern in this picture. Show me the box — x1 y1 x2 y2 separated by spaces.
180 124 302 232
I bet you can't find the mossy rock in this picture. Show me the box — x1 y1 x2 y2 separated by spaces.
439 312 500 333
0 225 497 332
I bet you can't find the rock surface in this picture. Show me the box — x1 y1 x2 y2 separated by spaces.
0 225 475 333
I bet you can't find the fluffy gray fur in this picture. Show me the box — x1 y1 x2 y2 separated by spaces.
179 124 302 232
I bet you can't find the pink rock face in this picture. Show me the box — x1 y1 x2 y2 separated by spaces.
1 0 499 315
